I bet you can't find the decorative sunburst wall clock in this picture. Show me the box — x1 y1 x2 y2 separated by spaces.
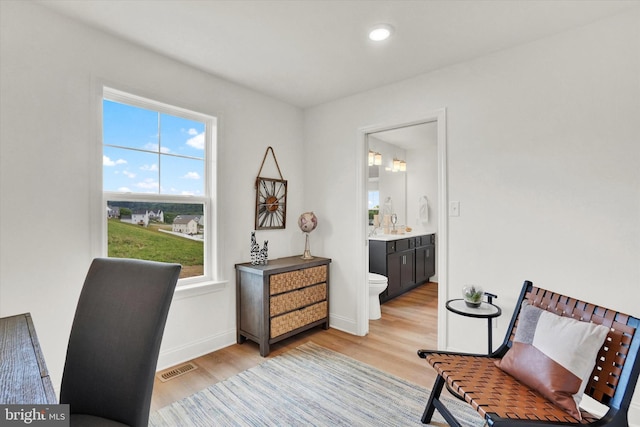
255 146 287 230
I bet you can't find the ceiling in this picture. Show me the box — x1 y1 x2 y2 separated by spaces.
37 0 639 108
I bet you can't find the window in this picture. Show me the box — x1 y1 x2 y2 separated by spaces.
102 87 216 283
368 190 380 226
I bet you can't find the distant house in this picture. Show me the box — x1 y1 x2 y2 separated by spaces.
106 205 120 218
119 209 150 227
116 209 164 226
172 215 200 235
149 210 164 223
130 210 150 226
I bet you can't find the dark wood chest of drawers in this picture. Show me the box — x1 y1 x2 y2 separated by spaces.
235 256 331 356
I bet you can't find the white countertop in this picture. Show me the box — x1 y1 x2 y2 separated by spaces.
368 232 430 241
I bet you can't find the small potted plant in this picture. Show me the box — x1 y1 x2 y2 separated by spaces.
462 285 483 308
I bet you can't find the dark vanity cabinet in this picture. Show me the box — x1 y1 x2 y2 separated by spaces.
385 240 415 299
370 234 435 303
415 234 436 284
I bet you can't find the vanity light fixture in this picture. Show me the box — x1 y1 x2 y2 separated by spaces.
374 152 382 165
391 158 407 172
368 150 382 166
369 24 394 42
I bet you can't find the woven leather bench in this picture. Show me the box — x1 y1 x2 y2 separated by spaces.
418 281 640 426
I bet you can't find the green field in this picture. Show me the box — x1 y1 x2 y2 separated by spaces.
107 219 203 268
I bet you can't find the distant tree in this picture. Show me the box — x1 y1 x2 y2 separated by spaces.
120 207 132 217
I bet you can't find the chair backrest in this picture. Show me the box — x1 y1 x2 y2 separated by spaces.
500 281 640 413
60 258 181 427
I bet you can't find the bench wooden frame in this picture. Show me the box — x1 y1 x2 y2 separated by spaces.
418 281 640 426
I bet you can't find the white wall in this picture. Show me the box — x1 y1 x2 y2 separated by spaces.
304 8 639 421
0 1 305 389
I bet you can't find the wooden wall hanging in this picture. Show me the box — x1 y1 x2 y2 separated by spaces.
255 146 287 230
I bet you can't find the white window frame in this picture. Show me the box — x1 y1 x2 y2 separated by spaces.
100 86 218 288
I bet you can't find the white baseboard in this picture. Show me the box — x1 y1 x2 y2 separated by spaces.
156 329 236 371
328 313 359 336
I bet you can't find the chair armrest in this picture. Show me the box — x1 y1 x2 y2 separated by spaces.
418 343 510 359
417 349 492 359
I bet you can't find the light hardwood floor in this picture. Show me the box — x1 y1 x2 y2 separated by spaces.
151 282 440 412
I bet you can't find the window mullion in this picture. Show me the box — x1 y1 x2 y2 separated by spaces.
157 111 161 194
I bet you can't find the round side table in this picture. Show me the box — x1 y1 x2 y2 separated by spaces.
446 298 501 354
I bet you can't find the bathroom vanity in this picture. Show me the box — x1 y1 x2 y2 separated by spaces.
369 233 435 303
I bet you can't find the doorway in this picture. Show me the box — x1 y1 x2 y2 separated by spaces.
356 109 448 350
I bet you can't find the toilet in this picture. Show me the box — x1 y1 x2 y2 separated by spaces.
368 272 388 320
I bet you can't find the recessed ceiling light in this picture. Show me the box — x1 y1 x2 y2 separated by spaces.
369 24 394 42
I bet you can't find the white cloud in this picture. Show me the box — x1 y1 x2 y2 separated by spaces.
123 170 136 178
144 142 170 153
103 155 127 166
186 132 205 150
181 190 195 196
140 164 159 172
188 128 198 136
136 178 159 190
183 171 200 180
117 187 131 192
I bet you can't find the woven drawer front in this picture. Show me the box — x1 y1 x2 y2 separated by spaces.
270 265 327 295
270 301 327 338
270 283 326 317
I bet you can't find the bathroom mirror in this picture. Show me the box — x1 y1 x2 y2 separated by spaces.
367 135 407 227
367 122 438 235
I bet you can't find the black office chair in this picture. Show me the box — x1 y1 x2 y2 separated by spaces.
60 258 181 427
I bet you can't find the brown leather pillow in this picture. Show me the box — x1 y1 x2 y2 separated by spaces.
495 302 609 420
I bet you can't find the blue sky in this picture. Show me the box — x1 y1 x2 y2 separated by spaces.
368 190 379 210
103 99 205 195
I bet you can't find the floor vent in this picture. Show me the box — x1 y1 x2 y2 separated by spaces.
158 362 198 382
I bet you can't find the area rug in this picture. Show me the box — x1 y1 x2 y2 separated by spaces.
149 342 485 426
